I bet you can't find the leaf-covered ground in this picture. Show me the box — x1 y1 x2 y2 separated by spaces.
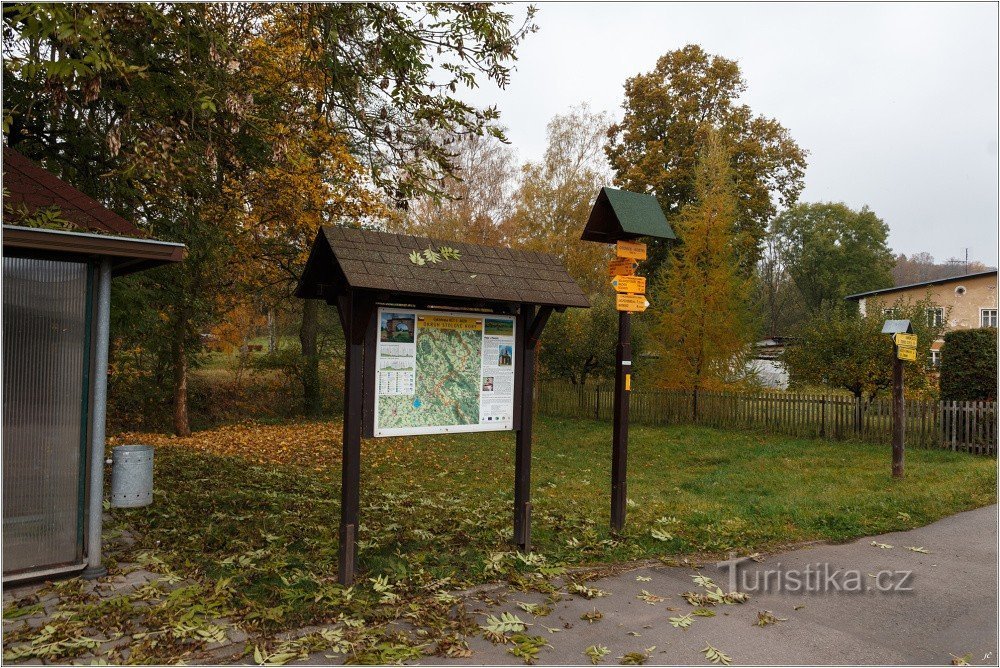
3 418 995 664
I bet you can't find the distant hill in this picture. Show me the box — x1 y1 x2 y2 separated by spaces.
892 252 996 286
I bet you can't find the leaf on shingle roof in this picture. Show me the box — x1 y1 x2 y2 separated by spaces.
297 226 590 309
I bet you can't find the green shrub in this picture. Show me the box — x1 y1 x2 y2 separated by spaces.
939 328 997 401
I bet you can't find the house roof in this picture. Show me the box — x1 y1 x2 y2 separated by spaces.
2 147 184 274
3 146 138 235
581 187 676 243
295 226 590 309
844 270 998 301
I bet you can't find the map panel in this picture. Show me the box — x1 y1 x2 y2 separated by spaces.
373 308 516 437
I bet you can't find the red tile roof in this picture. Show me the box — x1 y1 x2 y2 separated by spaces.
2 146 140 236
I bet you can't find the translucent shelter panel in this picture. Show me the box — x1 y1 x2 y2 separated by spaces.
3 257 89 575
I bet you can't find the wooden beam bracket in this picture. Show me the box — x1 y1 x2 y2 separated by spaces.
526 305 553 349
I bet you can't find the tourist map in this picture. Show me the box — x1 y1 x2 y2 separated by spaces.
373 308 516 437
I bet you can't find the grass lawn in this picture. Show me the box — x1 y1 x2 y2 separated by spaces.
5 417 995 664
115 416 994 603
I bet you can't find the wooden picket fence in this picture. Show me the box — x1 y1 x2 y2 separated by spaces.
537 382 997 455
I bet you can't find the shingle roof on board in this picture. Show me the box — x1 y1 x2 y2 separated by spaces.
314 226 590 308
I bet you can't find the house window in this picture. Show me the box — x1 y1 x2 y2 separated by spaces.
982 309 998 328
882 307 899 319
926 307 944 327
929 349 941 368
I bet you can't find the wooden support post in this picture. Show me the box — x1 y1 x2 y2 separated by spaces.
514 305 551 552
361 301 378 439
891 350 905 479
513 304 532 551
611 310 631 533
335 291 373 585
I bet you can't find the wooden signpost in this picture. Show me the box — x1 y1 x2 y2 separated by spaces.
609 240 649 530
581 187 675 533
883 320 916 479
616 292 649 312
616 239 648 260
611 275 646 294
608 258 638 277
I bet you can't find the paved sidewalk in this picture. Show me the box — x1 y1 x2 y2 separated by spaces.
447 505 998 666
9 506 993 665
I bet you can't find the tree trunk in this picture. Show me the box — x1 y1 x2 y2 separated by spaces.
853 390 863 434
300 298 322 417
172 325 191 437
768 291 781 339
267 308 277 353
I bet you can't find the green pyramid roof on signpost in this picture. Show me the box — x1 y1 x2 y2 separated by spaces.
881 320 913 335
581 187 676 243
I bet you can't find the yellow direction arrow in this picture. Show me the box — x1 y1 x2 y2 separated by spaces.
608 258 638 276
894 333 917 348
897 346 917 362
611 275 646 294
616 293 649 312
616 240 647 261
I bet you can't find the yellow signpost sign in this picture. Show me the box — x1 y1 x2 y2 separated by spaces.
894 333 917 348
897 346 917 362
611 275 646 294
616 293 649 312
608 258 638 276
616 240 647 261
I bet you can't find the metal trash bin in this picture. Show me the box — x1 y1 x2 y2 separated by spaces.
110 444 153 508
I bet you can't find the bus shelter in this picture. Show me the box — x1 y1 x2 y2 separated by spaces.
2 147 184 582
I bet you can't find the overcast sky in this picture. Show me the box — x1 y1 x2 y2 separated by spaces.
466 2 999 265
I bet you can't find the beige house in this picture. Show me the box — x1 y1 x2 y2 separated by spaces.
845 270 998 364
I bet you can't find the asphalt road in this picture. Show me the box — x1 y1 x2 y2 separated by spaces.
449 505 999 666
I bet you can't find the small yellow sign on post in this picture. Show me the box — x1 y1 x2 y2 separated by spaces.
608 257 638 276
616 240 647 261
897 346 917 362
894 333 917 348
611 275 646 294
616 293 649 312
